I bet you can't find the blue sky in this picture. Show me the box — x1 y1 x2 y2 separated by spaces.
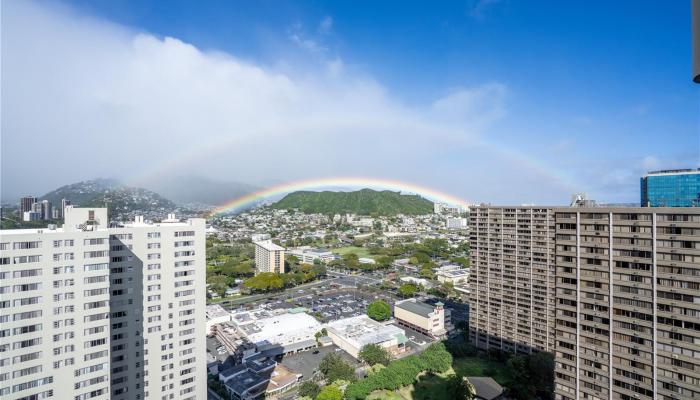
2 0 698 204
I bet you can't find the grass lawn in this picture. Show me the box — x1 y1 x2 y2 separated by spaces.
452 356 511 386
396 369 456 400
332 246 372 258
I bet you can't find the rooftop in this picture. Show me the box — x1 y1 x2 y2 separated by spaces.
206 304 230 319
231 309 321 347
646 168 700 176
326 315 406 349
395 300 436 318
466 376 504 400
254 240 285 251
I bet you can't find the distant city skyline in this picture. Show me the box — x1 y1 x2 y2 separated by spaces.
2 1 698 204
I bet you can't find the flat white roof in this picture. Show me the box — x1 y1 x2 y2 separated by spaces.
206 304 230 319
232 310 320 346
439 269 470 277
326 315 405 349
254 240 285 251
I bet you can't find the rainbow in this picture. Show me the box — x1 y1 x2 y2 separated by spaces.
208 177 470 216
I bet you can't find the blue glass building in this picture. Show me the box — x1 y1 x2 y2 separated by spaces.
640 169 700 207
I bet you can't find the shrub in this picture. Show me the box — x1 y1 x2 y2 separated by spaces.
359 344 391 366
345 342 452 400
319 353 356 383
316 385 343 400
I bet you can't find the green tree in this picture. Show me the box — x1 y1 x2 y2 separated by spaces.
451 256 470 267
375 255 393 269
366 300 391 322
316 385 343 400
397 283 419 298
319 353 355 383
528 351 554 398
315 328 328 344
409 252 431 264
507 355 536 400
286 254 300 268
448 375 476 400
243 273 284 292
298 381 321 399
342 253 360 269
358 344 391 366
419 264 435 279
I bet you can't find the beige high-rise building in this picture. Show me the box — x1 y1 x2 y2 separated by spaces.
469 205 700 400
553 207 700 400
254 240 285 274
468 206 557 354
0 207 206 400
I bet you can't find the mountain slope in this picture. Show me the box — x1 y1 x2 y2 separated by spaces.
270 189 433 215
141 175 258 206
41 178 178 220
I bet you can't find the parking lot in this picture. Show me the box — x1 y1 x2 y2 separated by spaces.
278 344 361 382
227 284 398 322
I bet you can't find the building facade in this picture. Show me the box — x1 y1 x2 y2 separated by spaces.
0 207 207 400
254 240 285 274
641 169 700 207
553 207 700 400
394 299 449 339
469 205 700 399
107 213 207 400
19 196 37 214
468 206 557 354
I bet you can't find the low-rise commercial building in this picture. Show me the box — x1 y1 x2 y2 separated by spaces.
289 246 337 264
219 354 300 400
394 299 449 339
206 304 232 334
436 267 470 284
326 315 407 359
230 308 320 356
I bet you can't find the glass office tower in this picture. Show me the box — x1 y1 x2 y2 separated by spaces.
640 169 700 207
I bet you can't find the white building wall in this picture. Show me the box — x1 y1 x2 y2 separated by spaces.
0 208 206 400
0 214 112 400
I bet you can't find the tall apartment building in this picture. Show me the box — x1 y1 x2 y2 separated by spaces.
468 206 557 354
254 240 285 274
19 196 37 214
553 207 700 400
0 207 206 400
469 205 700 399
641 168 700 207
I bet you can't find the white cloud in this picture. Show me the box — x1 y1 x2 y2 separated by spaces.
469 0 502 20
319 16 333 34
1 0 578 204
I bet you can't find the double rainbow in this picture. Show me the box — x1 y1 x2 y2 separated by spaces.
208 177 470 216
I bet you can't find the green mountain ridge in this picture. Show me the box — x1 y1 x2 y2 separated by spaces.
270 188 433 215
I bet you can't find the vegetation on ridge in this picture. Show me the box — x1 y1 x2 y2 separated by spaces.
271 188 433 215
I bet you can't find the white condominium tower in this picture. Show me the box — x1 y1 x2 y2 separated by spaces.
0 207 206 400
254 240 285 274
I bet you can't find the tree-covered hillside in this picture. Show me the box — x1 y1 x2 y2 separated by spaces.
270 188 433 215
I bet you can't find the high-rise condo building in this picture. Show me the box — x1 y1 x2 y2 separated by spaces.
640 168 700 207
0 207 206 400
468 206 557 354
553 207 700 400
40 200 52 221
469 205 700 400
19 196 37 214
254 240 286 274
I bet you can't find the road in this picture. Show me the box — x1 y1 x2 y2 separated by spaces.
216 276 339 308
